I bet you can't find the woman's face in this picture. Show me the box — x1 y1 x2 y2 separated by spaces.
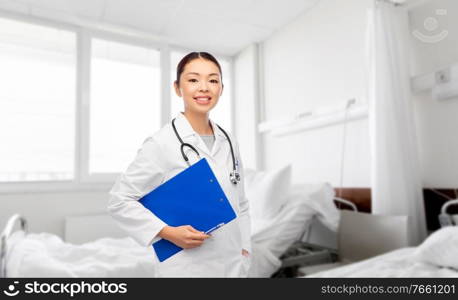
174 58 223 115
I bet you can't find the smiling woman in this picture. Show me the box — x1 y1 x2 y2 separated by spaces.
170 51 232 131
173 52 224 133
108 52 252 277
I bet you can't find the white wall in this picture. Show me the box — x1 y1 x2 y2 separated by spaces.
0 190 110 239
410 0 458 188
260 0 372 187
256 0 458 189
233 44 259 170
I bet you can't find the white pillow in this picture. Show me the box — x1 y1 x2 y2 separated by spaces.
296 182 339 232
244 164 292 220
414 226 458 270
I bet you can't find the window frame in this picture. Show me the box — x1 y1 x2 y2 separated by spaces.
0 11 234 194
0 11 80 193
79 30 164 184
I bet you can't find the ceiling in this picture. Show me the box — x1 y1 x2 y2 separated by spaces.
0 0 319 56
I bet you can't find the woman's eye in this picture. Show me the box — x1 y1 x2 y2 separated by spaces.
188 79 198 83
210 79 219 84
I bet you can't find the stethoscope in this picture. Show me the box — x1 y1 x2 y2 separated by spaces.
171 118 241 185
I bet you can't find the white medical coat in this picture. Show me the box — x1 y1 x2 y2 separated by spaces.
107 112 252 277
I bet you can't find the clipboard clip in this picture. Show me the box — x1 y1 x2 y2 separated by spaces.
205 222 225 235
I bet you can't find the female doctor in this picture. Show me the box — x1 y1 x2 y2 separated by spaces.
108 52 251 277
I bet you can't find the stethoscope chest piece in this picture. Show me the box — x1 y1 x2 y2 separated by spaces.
230 171 241 185
172 117 241 185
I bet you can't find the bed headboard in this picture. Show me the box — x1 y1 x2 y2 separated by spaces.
64 213 127 244
333 188 458 231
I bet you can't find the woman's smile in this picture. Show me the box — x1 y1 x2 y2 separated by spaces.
193 96 212 105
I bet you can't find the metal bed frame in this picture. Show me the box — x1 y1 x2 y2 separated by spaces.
0 214 28 278
271 197 357 277
272 197 458 277
438 199 458 227
333 197 358 211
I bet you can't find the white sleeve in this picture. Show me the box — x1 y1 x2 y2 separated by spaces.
107 137 168 247
234 140 252 253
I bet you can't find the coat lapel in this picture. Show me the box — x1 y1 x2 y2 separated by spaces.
209 118 227 158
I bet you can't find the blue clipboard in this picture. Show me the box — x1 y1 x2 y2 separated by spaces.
138 158 237 262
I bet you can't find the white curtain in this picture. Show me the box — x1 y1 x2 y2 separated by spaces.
366 1 427 246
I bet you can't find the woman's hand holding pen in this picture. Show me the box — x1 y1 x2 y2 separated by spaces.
158 225 210 249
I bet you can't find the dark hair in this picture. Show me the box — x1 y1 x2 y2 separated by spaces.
175 52 223 85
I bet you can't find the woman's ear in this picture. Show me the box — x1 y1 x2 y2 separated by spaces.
174 81 182 97
220 83 224 96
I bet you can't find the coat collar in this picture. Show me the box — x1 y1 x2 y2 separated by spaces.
172 112 228 157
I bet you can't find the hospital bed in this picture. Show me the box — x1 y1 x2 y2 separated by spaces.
0 181 342 278
301 198 458 278
269 197 357 277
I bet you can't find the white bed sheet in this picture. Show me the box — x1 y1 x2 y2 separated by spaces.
249 183 339 277
305 247 458 278
249 197 313 277
5 201 313 278
6 230 287 278
6 231 157 277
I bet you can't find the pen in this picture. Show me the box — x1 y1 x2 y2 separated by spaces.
205 222 225 235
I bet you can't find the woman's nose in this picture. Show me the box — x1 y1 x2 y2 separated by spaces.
199 81 209 92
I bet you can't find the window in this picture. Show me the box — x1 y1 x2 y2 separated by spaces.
0 18 76 182
0 16 235 189
89 38 161 174
170 51 232 131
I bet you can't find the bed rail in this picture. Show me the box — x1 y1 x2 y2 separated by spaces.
438 199 458 228
334 197 358 212
0 214 28 278
300 197 357 245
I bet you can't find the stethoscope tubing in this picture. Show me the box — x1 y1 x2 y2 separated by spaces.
171 117 239 184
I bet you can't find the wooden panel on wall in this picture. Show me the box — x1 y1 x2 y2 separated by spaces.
334 188 371 213
333 187 458 231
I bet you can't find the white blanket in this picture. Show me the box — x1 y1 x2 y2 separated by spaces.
6 231 157 277
7 230 283 278
249 183 339 277
306 248 458 278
